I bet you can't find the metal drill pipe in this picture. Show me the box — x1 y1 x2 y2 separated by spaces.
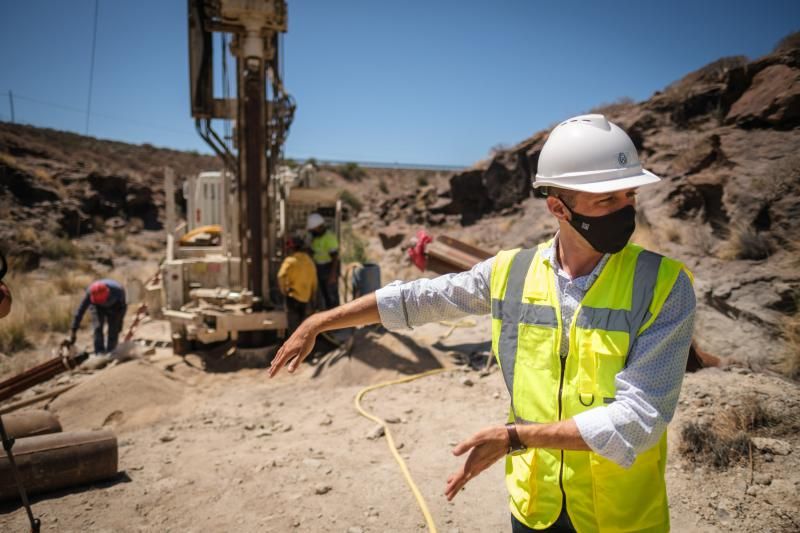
0 429 118 502
0 351 87 402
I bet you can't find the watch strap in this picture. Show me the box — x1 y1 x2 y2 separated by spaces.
505 423 525 453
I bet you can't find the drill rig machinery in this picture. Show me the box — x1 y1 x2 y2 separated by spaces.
159 0 341 353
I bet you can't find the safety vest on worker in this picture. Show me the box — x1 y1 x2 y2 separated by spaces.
490 240 691 533
310 230 338 264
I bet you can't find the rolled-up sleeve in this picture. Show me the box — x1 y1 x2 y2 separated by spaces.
573 270 696 468
375 258 494 331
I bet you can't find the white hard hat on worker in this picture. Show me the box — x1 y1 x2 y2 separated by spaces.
533 114 660 193
306 212 325 231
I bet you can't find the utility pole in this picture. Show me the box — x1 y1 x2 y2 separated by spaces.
8 91 14 123
85 0 99 135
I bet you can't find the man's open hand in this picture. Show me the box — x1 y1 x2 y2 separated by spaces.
268 321 318 377
445 425 509 501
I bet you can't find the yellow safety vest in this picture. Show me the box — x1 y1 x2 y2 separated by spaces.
490 240 691 533
311 230 339 264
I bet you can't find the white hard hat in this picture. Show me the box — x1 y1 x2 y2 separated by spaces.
533 114 660 194
306 212 325 230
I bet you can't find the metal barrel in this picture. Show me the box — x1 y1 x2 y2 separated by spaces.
1 411 62 439
0 430 118 501
352 263 381 298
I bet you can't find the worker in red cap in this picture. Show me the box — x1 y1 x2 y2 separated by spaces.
68 279 127 355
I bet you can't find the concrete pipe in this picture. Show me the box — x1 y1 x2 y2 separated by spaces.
0 411 62 439
0 430 118 501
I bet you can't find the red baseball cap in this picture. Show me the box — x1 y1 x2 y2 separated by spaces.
89 281 110 304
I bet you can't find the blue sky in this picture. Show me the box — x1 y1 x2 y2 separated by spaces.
1 1 798 166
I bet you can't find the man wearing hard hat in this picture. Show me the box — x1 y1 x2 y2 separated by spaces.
68 279 127 355
306 212 340 310
272 115 695 532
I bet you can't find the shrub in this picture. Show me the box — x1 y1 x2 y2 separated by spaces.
378 179 389 194
340 223 367 264
337 162 367 182
340 189 363 213
680 396 780 469
416 175 429 187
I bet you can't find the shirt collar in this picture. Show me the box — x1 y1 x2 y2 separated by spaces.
541 232 610 290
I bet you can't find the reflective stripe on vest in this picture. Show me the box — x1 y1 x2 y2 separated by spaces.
490 241 689 533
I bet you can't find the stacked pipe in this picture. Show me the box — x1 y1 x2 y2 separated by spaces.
0 410 118 502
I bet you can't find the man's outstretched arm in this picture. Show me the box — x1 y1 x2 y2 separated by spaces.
268 293 381 377
269 257 495 377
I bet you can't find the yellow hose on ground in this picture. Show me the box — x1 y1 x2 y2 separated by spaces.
354 367 450 533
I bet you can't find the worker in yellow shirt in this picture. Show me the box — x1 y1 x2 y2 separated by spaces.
277 235 318 335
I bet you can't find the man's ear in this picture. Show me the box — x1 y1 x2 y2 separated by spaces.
546 196 570 222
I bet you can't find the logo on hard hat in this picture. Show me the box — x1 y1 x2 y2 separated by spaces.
618 152 628 166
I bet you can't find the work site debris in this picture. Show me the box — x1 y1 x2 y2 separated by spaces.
314 483 332 495
752 437 792 456
366 425 385 440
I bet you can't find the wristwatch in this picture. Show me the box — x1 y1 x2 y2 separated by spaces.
505 423 526 455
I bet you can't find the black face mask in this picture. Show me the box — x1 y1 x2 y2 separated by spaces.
561 202 636 254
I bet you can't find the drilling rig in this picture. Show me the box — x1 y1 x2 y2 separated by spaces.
157 0 341 353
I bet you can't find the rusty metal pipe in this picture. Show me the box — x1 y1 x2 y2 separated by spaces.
0 430 118 501
0 351 88 402
1 411 62 439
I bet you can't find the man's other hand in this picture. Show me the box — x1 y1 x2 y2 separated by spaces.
268 320 318 377
445 425 509 501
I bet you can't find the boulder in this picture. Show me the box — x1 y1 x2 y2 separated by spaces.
449 169 491 225
726 64 800 129
646 56 752 127
0 163 60 205
378 230 406 250
483 149 531 211
668 134 724 176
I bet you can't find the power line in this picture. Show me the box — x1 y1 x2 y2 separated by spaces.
85 0 99 135
5 91 197 138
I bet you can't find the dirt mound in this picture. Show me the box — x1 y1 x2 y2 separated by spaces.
49 360 184 433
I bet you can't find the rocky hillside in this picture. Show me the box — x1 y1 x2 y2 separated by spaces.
360 33 800 377
0 124 222 231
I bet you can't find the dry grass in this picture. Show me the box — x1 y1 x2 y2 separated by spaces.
40 236 80 259
717 223 774 260
781 311 800 380
680 396 780 469
53 271 94 295
0 272 81 356
341 223 368 264
682 224 716 256
0 151 18 167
